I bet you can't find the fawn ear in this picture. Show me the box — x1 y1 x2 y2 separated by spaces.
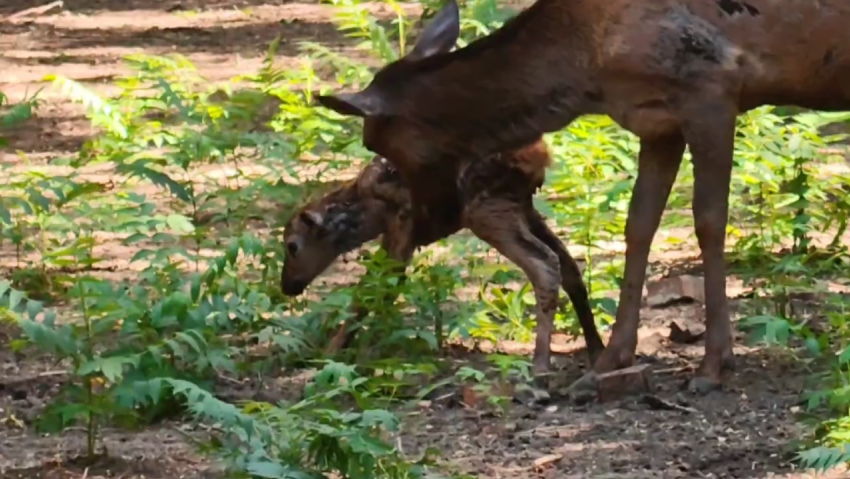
407 0 460 62
300 210 324 228
316 91 384 118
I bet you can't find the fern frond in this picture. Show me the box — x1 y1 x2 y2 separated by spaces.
797 444 850 472
44 74 128 139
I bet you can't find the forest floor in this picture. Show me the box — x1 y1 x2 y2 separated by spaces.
1 0 848 477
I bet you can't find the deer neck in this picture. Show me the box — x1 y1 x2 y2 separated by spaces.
403 0 599 157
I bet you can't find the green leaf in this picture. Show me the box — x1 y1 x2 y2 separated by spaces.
838 346 850 366
246 461 287 478
78 355 139 383
360 409 398 430
8 289 25 311
17 318 78 355
166 214 195 234
123 232 150 244
0 204 11 225
26 300 43 320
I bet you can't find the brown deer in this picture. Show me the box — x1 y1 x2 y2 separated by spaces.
314 0 850 393
280 139 604 364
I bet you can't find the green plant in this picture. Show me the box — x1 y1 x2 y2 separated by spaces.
453 354 532 413
135 362 449 478
0 89 40 148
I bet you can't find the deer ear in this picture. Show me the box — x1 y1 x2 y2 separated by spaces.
407 0 460 62
316 91 384 118
300 210 324 228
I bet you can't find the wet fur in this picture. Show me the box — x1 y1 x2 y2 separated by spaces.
281 140 604 362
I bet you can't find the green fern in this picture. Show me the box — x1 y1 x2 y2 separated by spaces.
44 74 128 139
797 445 850 472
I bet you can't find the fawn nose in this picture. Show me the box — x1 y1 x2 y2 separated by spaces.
281 278 307 296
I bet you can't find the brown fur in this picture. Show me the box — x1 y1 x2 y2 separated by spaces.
281 140 604 364
315 0 850 392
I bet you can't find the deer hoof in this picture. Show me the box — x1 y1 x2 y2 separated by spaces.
592 345 635 375
532 354 552 376
683 351 735 395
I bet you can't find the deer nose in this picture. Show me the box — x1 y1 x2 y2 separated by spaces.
281 278 307 296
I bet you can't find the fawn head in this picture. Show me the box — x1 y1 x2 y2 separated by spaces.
280 158 397 296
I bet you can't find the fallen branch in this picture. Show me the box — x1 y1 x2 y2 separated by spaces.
533 453 563 469
640 394 698 414
9 1 63 21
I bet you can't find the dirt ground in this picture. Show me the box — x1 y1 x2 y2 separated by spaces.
1 0 849 478
2 302 846 479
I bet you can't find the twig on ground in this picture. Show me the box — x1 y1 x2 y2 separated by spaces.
640 394 698 414
533 453 564 468
514 424 574 438
653 366 693 375
9 1 63 21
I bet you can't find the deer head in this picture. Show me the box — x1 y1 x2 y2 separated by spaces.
280 159 398 296
315 0 585 176
315 0 466 171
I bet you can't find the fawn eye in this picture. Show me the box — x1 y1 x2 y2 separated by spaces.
287 242 298 256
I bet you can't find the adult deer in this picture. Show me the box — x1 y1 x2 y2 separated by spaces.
314 0 850 393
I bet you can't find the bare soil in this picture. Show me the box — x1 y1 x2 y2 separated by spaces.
1 301 846 478
1 0 848 478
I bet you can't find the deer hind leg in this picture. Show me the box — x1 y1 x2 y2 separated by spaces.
593 133 685 374
465 199 561 376
682 102 737 394
526 210 604 362
326 211 415 356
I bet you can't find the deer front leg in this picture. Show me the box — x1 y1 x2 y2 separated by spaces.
593 133 685 374
326 303 368 355
682 103 737 394
465 200 561 376
526 210 604 362
327 211 415 355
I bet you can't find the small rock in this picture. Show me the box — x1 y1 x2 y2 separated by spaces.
645 274 705 307
513 384 551 407
669 321 705 344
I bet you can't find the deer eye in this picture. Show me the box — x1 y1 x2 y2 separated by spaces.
287 242 299 257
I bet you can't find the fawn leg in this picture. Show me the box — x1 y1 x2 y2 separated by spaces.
326 304 367 355
327 212 415 354
683 103 737 394
593 133 686 374
466 201 561 376
526 210 604 362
